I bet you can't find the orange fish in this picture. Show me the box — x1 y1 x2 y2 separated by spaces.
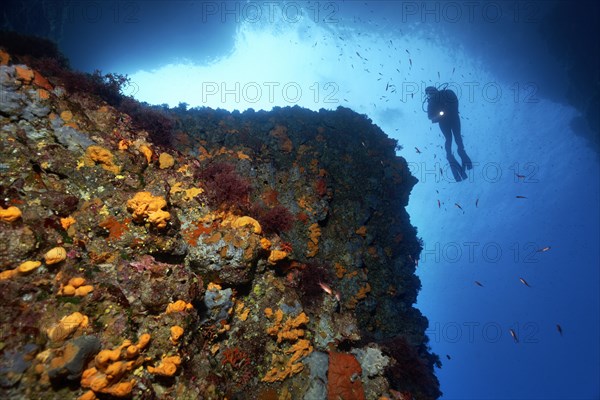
509 329 519 343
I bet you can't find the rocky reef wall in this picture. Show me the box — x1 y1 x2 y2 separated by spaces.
0 47 441 400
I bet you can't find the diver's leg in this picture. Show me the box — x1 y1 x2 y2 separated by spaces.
452 116 473 170
439 121 453 157
439 122 463 182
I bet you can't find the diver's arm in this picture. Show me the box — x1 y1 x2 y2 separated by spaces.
427 101 443 123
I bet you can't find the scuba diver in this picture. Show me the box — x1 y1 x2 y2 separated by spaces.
424 84 473 182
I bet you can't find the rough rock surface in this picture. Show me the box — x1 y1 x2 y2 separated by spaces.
0 48 441 400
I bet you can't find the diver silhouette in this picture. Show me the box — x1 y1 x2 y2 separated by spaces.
425 85 473 182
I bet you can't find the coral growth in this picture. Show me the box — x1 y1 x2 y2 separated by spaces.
147 355 181 377
79 334 151 398
251 204 295 235
0 206 22 222
0 44 437 400
262 308 313 382
195 162 251 210
83 145 121 174
327 351 366 400
126 191 171 229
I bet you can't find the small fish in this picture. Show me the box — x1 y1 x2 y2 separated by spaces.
356 51 362 59
437 71 440 79
515 173 526 179
410 92 414 99
405 49 410 55
446 354 451 360
385 82 389 91
452 67 455 75
474 281 484 287
437 199 441 208
318 282 333 295
509 329 519 343
537 246 551 253
415 147 422 154
409 58 412 68
475 198 479 208
556 324 563 336
519 277 531 287
334 291 341 303
439 168 443 176
396 68 400 73
516 195 527 199
454 203 463 211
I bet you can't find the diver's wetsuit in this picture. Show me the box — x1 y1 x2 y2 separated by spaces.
427 88 473 181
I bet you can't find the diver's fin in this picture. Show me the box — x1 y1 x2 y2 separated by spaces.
458 148 473 170
447 155 464 182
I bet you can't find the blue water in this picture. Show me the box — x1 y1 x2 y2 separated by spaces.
20 1 599 398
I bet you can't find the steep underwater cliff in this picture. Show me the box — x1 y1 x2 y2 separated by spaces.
0 43 441 400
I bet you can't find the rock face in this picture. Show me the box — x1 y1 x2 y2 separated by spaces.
0 48 441 399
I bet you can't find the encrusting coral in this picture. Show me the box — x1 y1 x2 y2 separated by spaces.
267 249 289 265
126 191 171 229
166 300 194 314
44 246 67 265
230 215 262 234
262 308 313 382
58 276 94 297
147 355 182 377
16 260 42 274
327 352 366 400
0 205 22 222
307 223 321 257
1 260 42 280
79 334 151 399
83 145 121 174
46 312 89 342
159 152 175 169
170 325 184 345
